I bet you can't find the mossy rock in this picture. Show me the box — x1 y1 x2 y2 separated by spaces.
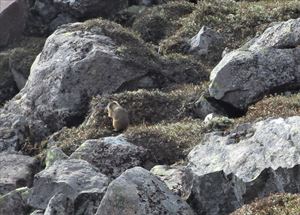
132 1 195 44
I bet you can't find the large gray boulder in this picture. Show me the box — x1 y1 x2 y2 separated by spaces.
185 116 300 215
0 19 163 151
96 167 195 215
0 153 39 195
27 159 109 213
209 18 300 110
70 135 149 178
4 19 161 132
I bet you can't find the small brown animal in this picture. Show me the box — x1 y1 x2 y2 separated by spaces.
106 101 129 131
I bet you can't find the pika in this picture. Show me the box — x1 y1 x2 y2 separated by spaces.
106 101 129 131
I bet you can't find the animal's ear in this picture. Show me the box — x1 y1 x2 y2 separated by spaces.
105 102 110 111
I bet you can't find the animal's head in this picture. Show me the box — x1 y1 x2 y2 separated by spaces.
106 101 120 112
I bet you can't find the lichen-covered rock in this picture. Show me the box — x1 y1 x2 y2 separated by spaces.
150 165 187 198
96 167 195 215
70 135 149 178
185 116 300 215
27 159 109 212
0 153 39 195
45 146 68 169
209 18 300 110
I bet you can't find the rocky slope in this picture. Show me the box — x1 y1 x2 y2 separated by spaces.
1 0 300 215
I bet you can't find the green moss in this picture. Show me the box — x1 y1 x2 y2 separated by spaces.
231 193 300 215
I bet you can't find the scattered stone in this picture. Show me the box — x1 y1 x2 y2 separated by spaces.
203 113 234 131
192 95 225 119
189 26 225 62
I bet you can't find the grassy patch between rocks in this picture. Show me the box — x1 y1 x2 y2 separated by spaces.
160 0 300 54
236 93 300 125
231 193 300 215
47 84 207 156
132 1 195 44
125 118 205 164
